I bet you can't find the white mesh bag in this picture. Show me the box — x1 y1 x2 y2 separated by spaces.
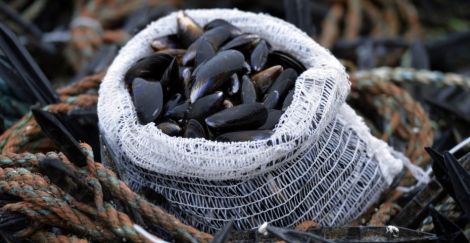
98 9 405 232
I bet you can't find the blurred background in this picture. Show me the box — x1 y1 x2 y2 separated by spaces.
1 0 469 155
2 0 470 78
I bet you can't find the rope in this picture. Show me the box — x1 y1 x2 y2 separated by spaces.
353 67 470 89
31 231 89 243
0 143 213 242
350 68 436 226
350 75 434 166
65 0 176 71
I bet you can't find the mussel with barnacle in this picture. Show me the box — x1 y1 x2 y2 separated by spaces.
125 11 306 141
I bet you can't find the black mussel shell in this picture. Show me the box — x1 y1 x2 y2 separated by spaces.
165 101 189 120
184 119 206 138
241 75 257 104
204 19 242 36
194 39 216 67
259 109 283 130
177 11 203 47
267 50 306 74
156 48 186 63
157 120 182 136
205 103 268 132
263 90 280 109
188 91 224 121
282 89 294 111
216 130 273 142
164 93 183 115
250 40 269 72
242 61 252 75
220 33 260 52
132 78 164 124
128 16 308 142
151 35 180 51
160 58 181 95
251 65 283 95
124 53 173 84
182 38 201 66
201 26 232 50
182 68 193 99
266 68 297 100
190 50 245 103
182 67 192 82
228 74 240 95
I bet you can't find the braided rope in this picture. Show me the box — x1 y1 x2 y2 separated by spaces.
0 144 212 242
353 67 470 89
79 143 213 242
31 231 89 243
58 72 104 97
0 167 119 241
350 77 434 166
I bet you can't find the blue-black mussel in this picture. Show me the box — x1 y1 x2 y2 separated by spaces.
126 12 305 141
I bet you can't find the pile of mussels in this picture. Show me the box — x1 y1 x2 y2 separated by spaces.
125 12 306 142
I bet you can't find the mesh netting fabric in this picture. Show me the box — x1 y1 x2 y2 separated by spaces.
98 9 404 232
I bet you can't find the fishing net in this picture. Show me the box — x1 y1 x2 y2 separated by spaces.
98 9 405 232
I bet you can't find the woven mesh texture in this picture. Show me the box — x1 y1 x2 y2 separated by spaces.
98 9 403 232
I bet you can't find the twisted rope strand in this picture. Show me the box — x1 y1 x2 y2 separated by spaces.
0 147 212 242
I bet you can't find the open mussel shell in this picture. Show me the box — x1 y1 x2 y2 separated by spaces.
190 50 245 103
205 103 268 132
177 11 203 47
184 119 206 138
216 130 273 142
124 53 173 84
131 78 164 124
188 91 224 121
250 40 269 72
267 50 306 74
251 65 283 95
